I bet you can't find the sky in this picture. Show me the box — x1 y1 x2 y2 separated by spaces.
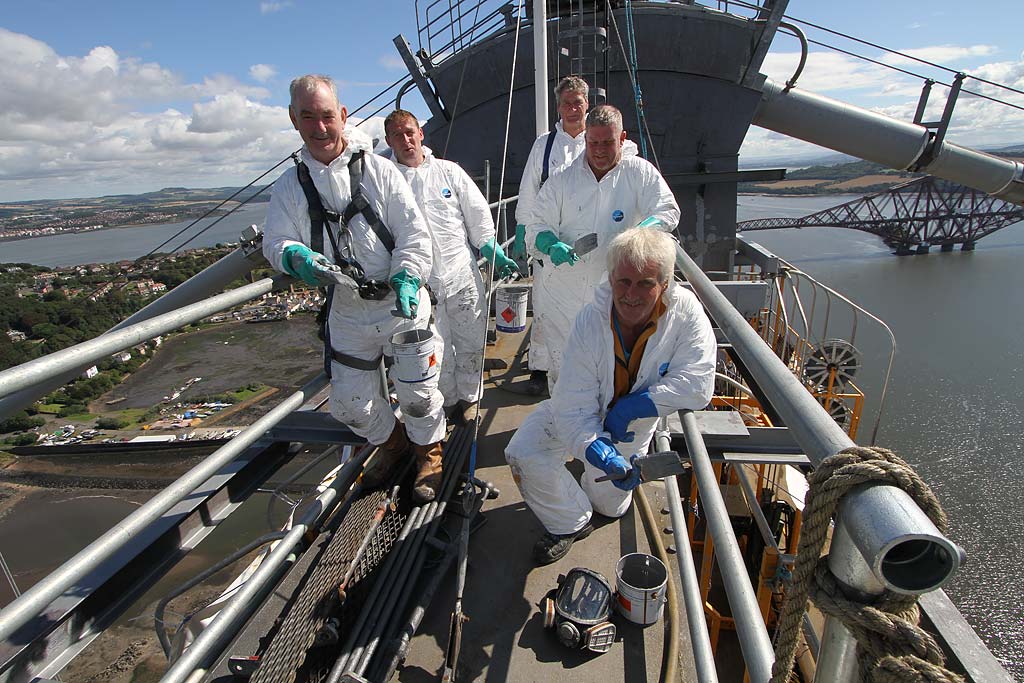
0 0 1022 201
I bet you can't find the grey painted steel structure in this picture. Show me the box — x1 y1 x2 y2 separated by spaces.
754 78 1024 206
655 426 719 683
0 241 267 420
680 410 775 682
0 274 287 401
0 373 329 649
674 243 964 683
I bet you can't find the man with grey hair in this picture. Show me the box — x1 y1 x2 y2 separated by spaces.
505 227 716 564
262 74 446 504
524 103 679 393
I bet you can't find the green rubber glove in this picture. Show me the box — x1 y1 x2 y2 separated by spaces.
510 224 527 260
282 243 335 286
535 230 578 267
389 268 420 319
480 238 520 279
636 215 662 229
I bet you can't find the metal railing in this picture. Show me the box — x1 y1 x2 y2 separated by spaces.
675 242 963 682
416 0 517 62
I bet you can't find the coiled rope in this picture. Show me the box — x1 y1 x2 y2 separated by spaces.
770 446 964 683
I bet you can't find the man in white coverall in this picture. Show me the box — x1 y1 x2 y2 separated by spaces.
262 75 445 504
505 228 716 564
525 104 679 392
383 109 519 423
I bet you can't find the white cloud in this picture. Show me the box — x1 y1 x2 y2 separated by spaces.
883 44 998 67
259 1 292 14
249 63 277 83
378 54 406 71
0 28 298 201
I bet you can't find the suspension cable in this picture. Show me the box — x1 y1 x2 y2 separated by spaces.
442 0 486 157
607 5 661 169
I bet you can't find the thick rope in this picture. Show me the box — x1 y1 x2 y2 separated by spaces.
770 446 964 683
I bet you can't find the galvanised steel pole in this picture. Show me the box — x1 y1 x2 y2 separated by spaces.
0 242 266 420
674 244 963 683
656 426 719 683
0 275 286 400
0 373 328 646
681 410 775 682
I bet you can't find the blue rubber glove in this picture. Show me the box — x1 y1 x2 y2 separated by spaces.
535 230 579 267
511 224 527 260
636 215 663 229
282 243 336 286
585 438 641 491
389 268 420 319
479 238 520 279
604 390 658 443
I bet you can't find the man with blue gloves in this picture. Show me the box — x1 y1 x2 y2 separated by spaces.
524 104 678 395
384 109 518 424
505 228 716 564
262 75 446 504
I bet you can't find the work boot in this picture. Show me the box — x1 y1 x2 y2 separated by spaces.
523 370 548 396
361 421 410 489
533 522 594 565
458 399 479 424
412 442 444 503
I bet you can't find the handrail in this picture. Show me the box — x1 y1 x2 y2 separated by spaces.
656 426 719 683
675 243 963 683
159 447 368 683
0 373 329 648
680 410 775 681
0 275 287 401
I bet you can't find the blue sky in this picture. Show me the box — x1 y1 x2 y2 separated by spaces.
1 0 1021 200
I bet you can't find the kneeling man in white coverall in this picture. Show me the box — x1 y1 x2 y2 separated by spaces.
524 104 679 394
383 109 519 423
505 228 716 564
262 75 446 504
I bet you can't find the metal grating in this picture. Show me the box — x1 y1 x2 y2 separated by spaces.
249 488 408 683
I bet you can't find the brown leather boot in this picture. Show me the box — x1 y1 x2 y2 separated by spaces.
412 442 444 503
362 421 410 489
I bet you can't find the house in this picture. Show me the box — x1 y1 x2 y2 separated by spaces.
82 366 99 379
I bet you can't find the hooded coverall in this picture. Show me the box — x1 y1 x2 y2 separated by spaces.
515 124 638 376
504 280 716 534
524 153 679 390
262 127 445 447
390 146 495 407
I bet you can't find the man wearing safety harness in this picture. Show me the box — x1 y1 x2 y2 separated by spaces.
505 228 716 564
383 109 519 424
262 75 446 504
525 104 679 393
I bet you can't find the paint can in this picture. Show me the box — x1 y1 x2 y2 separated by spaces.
390 329 438 383
495 285 529 333
614 553 668 625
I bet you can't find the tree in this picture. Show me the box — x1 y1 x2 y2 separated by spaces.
96 417 129 430
0 411 45 434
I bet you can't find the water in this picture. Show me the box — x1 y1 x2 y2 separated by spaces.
1 194 1021 674
0 203 268 267
738 194 1024 676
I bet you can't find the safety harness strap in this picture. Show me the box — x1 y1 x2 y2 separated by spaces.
540 128 558 186
341 151 396 253
330 347 383 371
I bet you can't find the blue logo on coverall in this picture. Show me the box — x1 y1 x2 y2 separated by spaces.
441 188 452 198
612 210 624 222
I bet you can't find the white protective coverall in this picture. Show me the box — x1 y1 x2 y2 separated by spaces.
524 153 679 388
263 127 445 446
389 146 495 407
515 123 637 374
505 280 716 534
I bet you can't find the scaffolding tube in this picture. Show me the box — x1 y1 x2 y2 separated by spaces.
656 426 719 683
159 450 368 683
681 410 775 682
0 275 287 401
0 372 329 647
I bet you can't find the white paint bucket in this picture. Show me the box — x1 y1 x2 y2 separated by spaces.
390 329 438 383
614 553 668 625
495 285 529 333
